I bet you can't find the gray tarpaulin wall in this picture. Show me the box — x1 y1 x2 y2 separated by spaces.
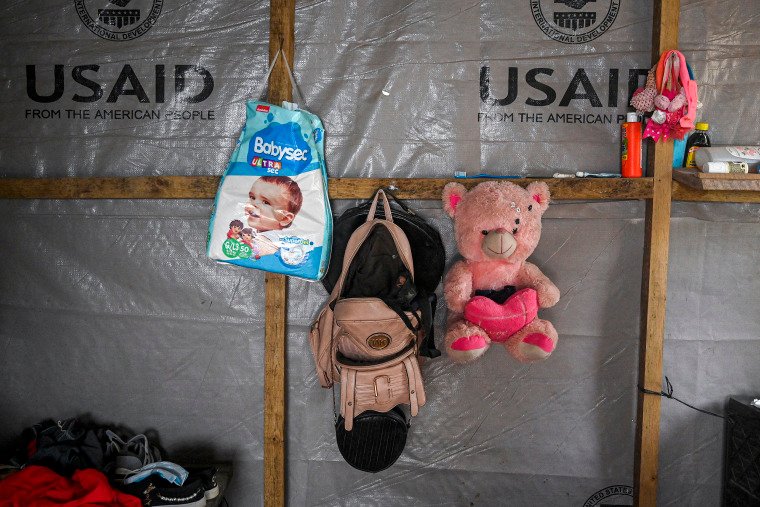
1 0 758 505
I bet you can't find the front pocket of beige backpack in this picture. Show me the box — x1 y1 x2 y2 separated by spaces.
333 298 417 361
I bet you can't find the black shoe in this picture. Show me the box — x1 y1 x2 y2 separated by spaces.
118 477 207 507
186 466 219 500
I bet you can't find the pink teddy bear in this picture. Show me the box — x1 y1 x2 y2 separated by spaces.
442 181 560 363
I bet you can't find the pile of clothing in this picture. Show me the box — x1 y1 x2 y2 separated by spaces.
0 417 219 507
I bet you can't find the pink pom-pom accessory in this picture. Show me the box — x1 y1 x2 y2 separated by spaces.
654 94 671 110
630 69 657 113
668 89 687 112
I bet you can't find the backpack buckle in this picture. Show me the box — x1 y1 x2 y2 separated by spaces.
374 375 391 403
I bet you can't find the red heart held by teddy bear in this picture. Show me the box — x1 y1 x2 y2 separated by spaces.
463 288 539 342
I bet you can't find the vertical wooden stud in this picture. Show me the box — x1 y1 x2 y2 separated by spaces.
264 1 295 506
264 272 287 506
634 1 680 505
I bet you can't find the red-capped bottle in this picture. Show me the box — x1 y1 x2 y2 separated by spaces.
621 112 642 178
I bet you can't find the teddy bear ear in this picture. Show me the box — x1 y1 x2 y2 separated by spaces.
525 181 550 213
442 182 467 218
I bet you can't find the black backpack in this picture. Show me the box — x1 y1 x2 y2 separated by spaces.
323 189 445 296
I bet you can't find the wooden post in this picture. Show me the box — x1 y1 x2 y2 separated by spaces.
264 1 295 506
634 1 680 505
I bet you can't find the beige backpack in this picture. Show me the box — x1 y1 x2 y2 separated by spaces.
309 190 427 431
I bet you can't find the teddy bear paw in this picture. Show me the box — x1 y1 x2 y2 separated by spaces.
445 323 491 364
505 320 558 363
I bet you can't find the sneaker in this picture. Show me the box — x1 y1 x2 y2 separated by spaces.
119 477 207 507
191 467 219 500
105 430 162 479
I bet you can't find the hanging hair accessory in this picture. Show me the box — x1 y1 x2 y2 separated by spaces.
668 88 687 112
643 49 698 142
630 68 657 114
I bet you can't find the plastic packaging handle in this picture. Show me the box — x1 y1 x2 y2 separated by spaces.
366 189 394 223
254 48 305 105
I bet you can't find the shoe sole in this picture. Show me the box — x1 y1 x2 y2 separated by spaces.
204 484 220 500
151 492 207 507
161 499 206 507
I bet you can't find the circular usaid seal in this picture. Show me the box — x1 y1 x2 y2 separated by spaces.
530 0 620 44
583 484 633 506
75 0 163 41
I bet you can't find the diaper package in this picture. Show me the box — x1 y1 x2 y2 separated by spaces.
207 99 332 280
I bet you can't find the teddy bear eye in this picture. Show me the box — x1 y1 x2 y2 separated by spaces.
528 205 533 211
515 219 520 224
481 230 488 236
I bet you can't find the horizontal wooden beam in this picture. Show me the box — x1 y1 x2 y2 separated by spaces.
0 176 652 201
0 176 758 202
0 176 221 200
329 177 653 200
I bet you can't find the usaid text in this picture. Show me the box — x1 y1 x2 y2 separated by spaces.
480 66 648 108
26 64 214 104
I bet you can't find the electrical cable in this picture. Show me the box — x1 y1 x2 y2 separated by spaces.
638 376 725 419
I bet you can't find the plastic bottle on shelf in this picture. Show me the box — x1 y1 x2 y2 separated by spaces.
684 122 711 169
702 161 749 174
695 146 760 173
621 112 642 178
672 136 688 168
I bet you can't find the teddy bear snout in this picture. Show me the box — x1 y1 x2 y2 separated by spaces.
482 230 517 259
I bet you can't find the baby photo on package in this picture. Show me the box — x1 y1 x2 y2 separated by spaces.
207 100 332 281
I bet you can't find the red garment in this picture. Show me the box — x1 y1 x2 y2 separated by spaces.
0 466 140 507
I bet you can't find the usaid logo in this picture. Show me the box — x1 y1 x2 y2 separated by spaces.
531 0 620 44
75 0 163 41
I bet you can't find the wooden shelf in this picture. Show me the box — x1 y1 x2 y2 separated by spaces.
2 175 760 203
672 180 760 202
673 168 760 191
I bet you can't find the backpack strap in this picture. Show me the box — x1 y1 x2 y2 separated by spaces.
383 297 422 334
341 368 357 431
382 188 417 217
417 292 441 358
402 358 419 417
327 187 403 303
366 189 394 223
